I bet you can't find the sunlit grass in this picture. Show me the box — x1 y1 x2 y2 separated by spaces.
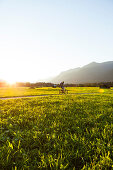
0 87 112 98
0 92 113 169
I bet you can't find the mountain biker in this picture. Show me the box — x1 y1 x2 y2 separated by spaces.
60 81 65 91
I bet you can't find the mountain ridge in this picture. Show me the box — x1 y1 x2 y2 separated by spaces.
49 61 113 84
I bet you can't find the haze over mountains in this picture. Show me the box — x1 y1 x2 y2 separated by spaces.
1 61 113 84
49 61 113 84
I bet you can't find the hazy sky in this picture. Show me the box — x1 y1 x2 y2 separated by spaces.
0 0 113 83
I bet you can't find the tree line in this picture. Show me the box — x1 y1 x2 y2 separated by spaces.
0 81 113 88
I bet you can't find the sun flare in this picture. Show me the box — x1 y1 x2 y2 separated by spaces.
99 89 104 93
6 78 17 85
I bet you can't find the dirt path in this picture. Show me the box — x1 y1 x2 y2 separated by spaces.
0 94 55 100
0 92 101 100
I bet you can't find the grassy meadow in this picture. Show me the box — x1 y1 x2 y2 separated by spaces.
0 86 112 98
0 87 113 169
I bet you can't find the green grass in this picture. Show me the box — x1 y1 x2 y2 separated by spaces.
0 87 58 98
0 87 112 98
0 90 113 169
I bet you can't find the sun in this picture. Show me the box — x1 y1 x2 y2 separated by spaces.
6 78 17 85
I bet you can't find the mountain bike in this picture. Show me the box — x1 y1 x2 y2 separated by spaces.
59 89 68 94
